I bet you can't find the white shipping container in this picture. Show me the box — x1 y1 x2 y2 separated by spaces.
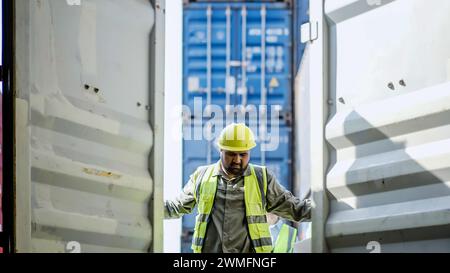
13 0 165 252
295 0 450 252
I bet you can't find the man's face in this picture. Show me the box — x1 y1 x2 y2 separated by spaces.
221 150 250 176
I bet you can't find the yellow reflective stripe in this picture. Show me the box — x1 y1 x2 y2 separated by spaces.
191 244 202 253
248 223 271 237
246 202 265 216
254 245 273 253
245 166 266 216
191 163 219 253
198 221 208 237
244 164 272 253
198 165 216 201
194 167 209 202
246 165 262 204
273 224 297 253
274 224 289 253
252 165 266 208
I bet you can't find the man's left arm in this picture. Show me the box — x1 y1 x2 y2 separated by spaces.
265 169 311 222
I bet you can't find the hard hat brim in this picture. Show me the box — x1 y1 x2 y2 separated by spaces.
217 142 256 152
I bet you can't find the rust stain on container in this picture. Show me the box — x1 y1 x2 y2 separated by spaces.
82 168 122 179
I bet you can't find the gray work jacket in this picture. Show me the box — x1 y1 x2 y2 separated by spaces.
164 162 311 253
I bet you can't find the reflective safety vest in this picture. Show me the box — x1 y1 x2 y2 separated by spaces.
191 162 273 253
272 223 298 253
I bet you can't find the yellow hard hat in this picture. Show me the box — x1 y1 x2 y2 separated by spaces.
217 123 257 152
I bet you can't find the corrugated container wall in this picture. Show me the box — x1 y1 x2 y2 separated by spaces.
298 0 450 252
14 0 165 252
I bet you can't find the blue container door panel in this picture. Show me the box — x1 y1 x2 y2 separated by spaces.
183 4 292 117
236 6 292 116
184 6 240 117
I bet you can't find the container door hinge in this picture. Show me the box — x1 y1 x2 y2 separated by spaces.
300 21 319 43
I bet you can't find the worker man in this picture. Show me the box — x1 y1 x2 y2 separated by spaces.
164 123 311 253
267 213 297 253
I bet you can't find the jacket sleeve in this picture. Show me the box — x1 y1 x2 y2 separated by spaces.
265 169 311 222
164 171 198 219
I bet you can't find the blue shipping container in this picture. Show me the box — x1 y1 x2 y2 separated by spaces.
181 1 307 253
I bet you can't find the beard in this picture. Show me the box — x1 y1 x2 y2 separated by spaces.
225 164 243 175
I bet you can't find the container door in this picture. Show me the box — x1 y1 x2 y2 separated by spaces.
13 0 165 252
302 0 450 253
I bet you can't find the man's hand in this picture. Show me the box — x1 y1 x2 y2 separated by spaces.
300 199 312 221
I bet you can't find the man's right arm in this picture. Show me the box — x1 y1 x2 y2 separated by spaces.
164 173 197 219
